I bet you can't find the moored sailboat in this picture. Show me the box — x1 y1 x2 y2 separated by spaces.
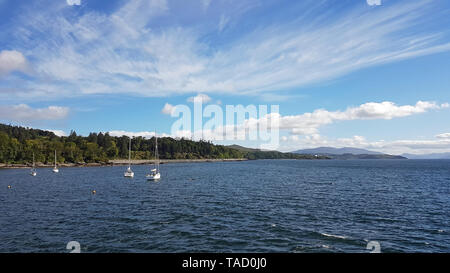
124 137 134 178
146 133 160 180
52 150 59 173
30 153 37 176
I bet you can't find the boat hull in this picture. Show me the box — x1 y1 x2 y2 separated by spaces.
146 173 161 180
124 172 134 178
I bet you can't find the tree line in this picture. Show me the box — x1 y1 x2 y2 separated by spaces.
0 123 244 164
0 123 325 164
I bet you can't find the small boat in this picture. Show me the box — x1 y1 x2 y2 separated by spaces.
52 150 59 173
147 168 160 180
146 133 161 181
124 166 134 178
124 137 134 178
30 153 37 176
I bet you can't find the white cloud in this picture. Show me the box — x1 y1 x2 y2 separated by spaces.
47 129 68 137
178 100 447 142
108 129 193 140
66 0 81 6
187 94 212 104
181 100 448 153
107 100 450 154
342 101 443 120
108 130 171 138
279 101 446 136
0 104 69 122
4 1 450 99
0 50 29 76
108 130 155 138
436 133 450 139
161 103 176 115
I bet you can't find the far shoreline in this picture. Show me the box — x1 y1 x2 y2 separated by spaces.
0 158 249 169
1 157 417 169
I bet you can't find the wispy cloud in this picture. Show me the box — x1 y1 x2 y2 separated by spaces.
218 14 229 32
202 0 211 11
0 104 69 122
367 0 382 6
3 0 450 100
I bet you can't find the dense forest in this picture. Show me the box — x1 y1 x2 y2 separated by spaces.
0 123 323 164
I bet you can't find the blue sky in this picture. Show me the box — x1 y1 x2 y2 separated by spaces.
1 0 450 154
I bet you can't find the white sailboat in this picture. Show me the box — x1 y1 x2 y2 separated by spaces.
30 153 37 176
52 150 59 173
124 137 134 178
146 133 160 180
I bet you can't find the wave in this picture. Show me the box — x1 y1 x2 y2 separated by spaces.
320 232 348 240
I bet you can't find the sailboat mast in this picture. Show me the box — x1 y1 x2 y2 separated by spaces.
54 150 57 168
152 132 159 172
128 137 131 168
156 134 159 172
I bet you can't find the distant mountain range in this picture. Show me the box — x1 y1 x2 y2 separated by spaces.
227 145 329 160
290 146 450 159
400 153 450 159
292 147 382 155
291 147 406 160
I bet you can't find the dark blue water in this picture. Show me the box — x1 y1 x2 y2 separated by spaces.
0 160 449 253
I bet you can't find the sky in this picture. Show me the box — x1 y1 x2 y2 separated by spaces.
1 0 450 154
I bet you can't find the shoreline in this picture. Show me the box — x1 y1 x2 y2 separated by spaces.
0 158 249 169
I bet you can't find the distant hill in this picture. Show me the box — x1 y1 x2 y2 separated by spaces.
227 144 262 152
292 147 382 155
291 146 406 160
401 153 450 159
227 144 328 160
326 154 406 160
